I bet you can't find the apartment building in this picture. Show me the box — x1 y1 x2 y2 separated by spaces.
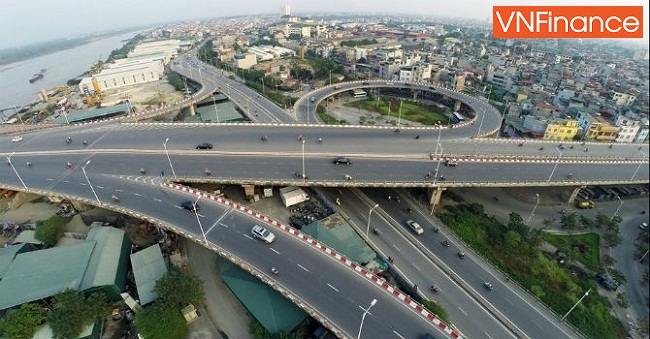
543 119 580 141
612 91 636 106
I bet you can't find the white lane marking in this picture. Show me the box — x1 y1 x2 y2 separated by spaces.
79 183 87 186
485 332 494 339
411 263 420 271
504 297 515 305
96 186 104 189
115 189 123 192
218 222 229 228
393 331 406 339
133 193 142 197
197 213 205 218
47 178 54 181
154 198 162 202
297 264 309 272
458 307 468 316
327 283 339 292
393 245 401 252
63 180 69 183
270 248 280 255
174 205 182 209
244 234 254 241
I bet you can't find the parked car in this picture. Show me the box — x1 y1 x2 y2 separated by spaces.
640 222 648 230
405 220 424 235
445 159 458 167
11 136 23 142
596 274 618 291
251 225 275 244
181 200 199 211
196 142 213 150
333 157 352 165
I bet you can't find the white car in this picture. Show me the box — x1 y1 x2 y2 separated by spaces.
251 225 275 244
405 220 424 235
11 136 23 142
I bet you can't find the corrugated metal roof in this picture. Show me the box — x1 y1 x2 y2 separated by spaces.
51 103 128 124
130 244 168 305
219 258 306 334
80 226 127 291
301 219 376 264
0 243 28 279
0 242 94 310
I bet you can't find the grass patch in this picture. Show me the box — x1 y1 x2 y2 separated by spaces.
344 98 449 125
316 105 348 125
437 203 625 339
544 233 601 270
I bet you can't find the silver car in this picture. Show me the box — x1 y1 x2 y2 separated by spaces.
251 225 276 244
405 220 424 235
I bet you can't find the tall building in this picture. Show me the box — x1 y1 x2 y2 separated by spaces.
281 4 291 16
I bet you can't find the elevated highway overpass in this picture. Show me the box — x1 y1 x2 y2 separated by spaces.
1 52 647 339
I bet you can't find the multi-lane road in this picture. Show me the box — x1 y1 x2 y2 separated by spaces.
0 52 647 338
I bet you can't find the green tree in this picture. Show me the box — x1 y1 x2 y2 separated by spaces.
420 299 450 323
155 267 205 307
609 268 627 285
542 217 555 230
134 302 187 339
0 303 47 339
603 231 622 248
602 254 616 267
34 215 66 247
560 213 578 231
47 290 109 339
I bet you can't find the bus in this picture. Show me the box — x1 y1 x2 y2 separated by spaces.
350 89 367 98
451 112 465 123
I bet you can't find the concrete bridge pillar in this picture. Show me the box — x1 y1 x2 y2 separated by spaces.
454 100 462 112
242 184 255 199
427 186 446 210
567 186 584 205
188 104 196 116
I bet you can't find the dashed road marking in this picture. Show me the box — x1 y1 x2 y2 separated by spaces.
153 198 162 202
458 307 467 316
270 248 280 255
297 264 309 272
393 331 406 339
327 283 339 292
133 193 142 197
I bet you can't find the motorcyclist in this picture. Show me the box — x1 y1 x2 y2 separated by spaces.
205 168 212 176
66 162 73 168
271 267 279 275
140 167 146 174
26 161 32 167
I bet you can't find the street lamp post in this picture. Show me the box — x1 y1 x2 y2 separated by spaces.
433 145 444 185
366 204 380 236
476 107 486 137
397 99 403 129
613 195 623 218
435 121 442 155
163 138 177 179
526 193 540 226
547 147 565 184
194 196 208 244
6 152 27 189
81 160 101 204
301 139 306 180
356 299 378 339
212 93 220 123
561 288 590 321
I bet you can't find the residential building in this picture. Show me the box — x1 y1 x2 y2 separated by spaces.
453 72 466 92
611 91 636 106
543 119 580 141
234 53 257 69
577 111 619 141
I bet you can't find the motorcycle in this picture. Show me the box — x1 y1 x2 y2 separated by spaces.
140 168 146 175
442 240 450 247
66 162 73 169
261 135 268 141
205 168 212 176
430 285 440 293
111 195 120 203
271 267 279 275
484 282 494 290
372 228 380 235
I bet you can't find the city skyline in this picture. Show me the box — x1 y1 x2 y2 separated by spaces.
0 0 648 50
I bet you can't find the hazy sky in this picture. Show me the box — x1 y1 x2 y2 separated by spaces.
0 0 647 49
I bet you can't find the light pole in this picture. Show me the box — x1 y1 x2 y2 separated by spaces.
526 193 540 226
435 121 442 155
476 107 486 137
301 139 306 180
366 203 380 236
194 196 208 244
356 299 377 339
212 93 220 123
6 152 27 189
433 145 444 185
81 160 101 204
547 147 565 184
397 99 403 129
613 195 623 218
631 156 644 180
163 138 177 179
561 288 590 321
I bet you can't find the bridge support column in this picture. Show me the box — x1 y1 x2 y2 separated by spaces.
427 187 446 210
454 100 462 112
242 184 256 200
567 186 584 205
188 104 196 116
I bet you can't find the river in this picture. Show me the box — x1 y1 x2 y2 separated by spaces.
0 31 142 118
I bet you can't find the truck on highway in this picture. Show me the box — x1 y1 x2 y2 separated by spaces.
576 200 595 209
